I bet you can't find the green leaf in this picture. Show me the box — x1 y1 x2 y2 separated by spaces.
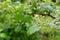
27 24 40 35
14 25 21 32
24 15 32 22
0 33 9 38
15 14 24 22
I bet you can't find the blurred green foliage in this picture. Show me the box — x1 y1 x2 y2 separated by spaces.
0 0 60 40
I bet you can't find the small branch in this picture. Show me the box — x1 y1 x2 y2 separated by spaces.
40 14 55 19
34 12 56 19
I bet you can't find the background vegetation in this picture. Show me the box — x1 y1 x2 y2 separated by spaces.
0 0 60 40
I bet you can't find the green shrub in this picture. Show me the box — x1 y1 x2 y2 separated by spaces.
0 0 60 40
